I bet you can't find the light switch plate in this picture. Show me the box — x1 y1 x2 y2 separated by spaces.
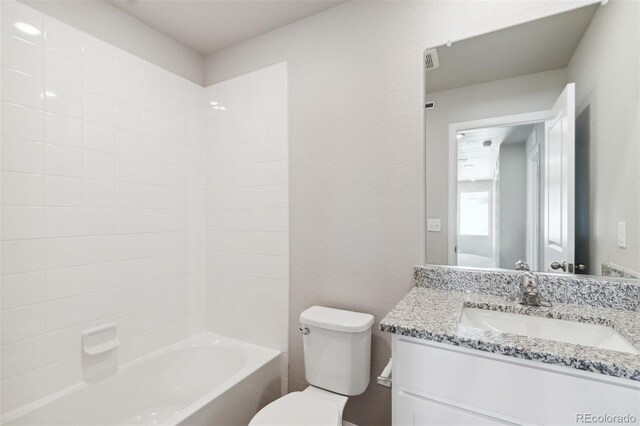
427 218 441 232
618 221 626 248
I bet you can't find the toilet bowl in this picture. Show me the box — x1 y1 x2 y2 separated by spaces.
249 386 348 426
249 306 374 426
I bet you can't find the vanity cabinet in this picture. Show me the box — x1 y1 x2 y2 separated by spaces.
392 335 640 425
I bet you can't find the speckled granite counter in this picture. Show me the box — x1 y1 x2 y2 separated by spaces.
380 267 640 381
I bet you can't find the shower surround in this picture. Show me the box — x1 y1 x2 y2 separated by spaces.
0 0 289 416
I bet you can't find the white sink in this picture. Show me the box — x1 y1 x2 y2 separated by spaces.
459 308 638 354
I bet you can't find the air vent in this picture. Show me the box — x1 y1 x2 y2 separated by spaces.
424 49 440 71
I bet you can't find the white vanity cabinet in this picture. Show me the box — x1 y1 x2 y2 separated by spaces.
392 334 640 425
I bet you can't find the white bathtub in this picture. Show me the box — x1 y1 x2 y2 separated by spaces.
3 333 281 426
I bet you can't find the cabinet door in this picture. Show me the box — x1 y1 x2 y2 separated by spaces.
396 391 513 426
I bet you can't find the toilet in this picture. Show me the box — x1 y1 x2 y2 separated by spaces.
249 306 374 426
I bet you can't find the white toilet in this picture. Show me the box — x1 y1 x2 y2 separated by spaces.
249 306 375 426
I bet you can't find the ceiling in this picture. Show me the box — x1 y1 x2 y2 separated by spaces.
106 0 346 56
458 124 533 182
425 3 598 94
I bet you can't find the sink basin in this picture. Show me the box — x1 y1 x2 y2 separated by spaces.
459 308 638 354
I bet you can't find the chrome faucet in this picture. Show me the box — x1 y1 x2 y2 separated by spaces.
509 265 552 307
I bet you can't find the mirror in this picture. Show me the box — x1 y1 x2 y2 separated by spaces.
424 1 640 278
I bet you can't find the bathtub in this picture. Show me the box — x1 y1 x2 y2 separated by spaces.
3 333 281 426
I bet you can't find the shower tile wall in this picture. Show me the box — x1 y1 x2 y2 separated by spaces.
0 1 207 413
204 64 289 392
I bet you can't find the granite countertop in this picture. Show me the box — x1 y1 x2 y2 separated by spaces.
380 286 640 381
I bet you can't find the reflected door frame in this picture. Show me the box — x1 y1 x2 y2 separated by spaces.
447 111 551 266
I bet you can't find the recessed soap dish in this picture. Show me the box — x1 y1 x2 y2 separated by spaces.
82 323 120 355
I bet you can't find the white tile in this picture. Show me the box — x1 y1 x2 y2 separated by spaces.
0 34 44 76
45 144 82 177
1 102 44 142
116 74 142 107
44 80 82 118
44 112 81 147
83 56 115 98
1 137 44 173
117 335 144 365
83 121 115 153
45 237 83 269
44 18 83 58
1 206 45 240
84 290 117 322
115 208 144 234
1 336 46 379
251 255 288 280
0 239 45 274
83 262 116 293
82 92 115 126
84 151 115 180
1 1 45 46
0 271 45 310
116 157 144 184
251 232 288 256
116 258 142 287
0 367 46 414
45 296 83 332
45 176 83 206
1 172 45 206
251 184 287 209
45 355 82 394
45 266 83 300
45 325 82 363
45 49 81 88
1 304 46 344
251 209 288 232
114 49 144 80
1 68 43 109
84 179 116 208
115 128 143 158
83 235 116 264
115 103 142 133
254 277 288 305
82 34 114 65
83 208 115 236
251 136 287 163
251 160 287 186
45 207 83 237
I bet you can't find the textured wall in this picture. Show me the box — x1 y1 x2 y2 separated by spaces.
203 1 594 424
567 0 640 275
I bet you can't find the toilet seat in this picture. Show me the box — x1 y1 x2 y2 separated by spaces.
249 391 341 426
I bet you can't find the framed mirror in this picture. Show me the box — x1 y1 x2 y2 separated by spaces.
424 1 640 278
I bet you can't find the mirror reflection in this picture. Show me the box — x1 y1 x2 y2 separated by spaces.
425 2 640 278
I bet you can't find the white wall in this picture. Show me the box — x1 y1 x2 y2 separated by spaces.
426 69 567 265
203 63 289 393
567 0 640 274
0 1 207 414
18 0 204 85
202 2 592 424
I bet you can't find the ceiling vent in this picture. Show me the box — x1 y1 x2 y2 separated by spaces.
424 49 439 71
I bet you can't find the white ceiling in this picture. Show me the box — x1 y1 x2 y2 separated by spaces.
458 124 533 182
106 0 346 56
425 3 598 94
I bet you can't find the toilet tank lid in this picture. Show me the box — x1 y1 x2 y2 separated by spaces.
300 306 374 333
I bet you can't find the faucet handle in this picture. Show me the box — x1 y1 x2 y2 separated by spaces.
515 260 530 271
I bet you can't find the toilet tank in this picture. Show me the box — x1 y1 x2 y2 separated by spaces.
299 306 374 396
